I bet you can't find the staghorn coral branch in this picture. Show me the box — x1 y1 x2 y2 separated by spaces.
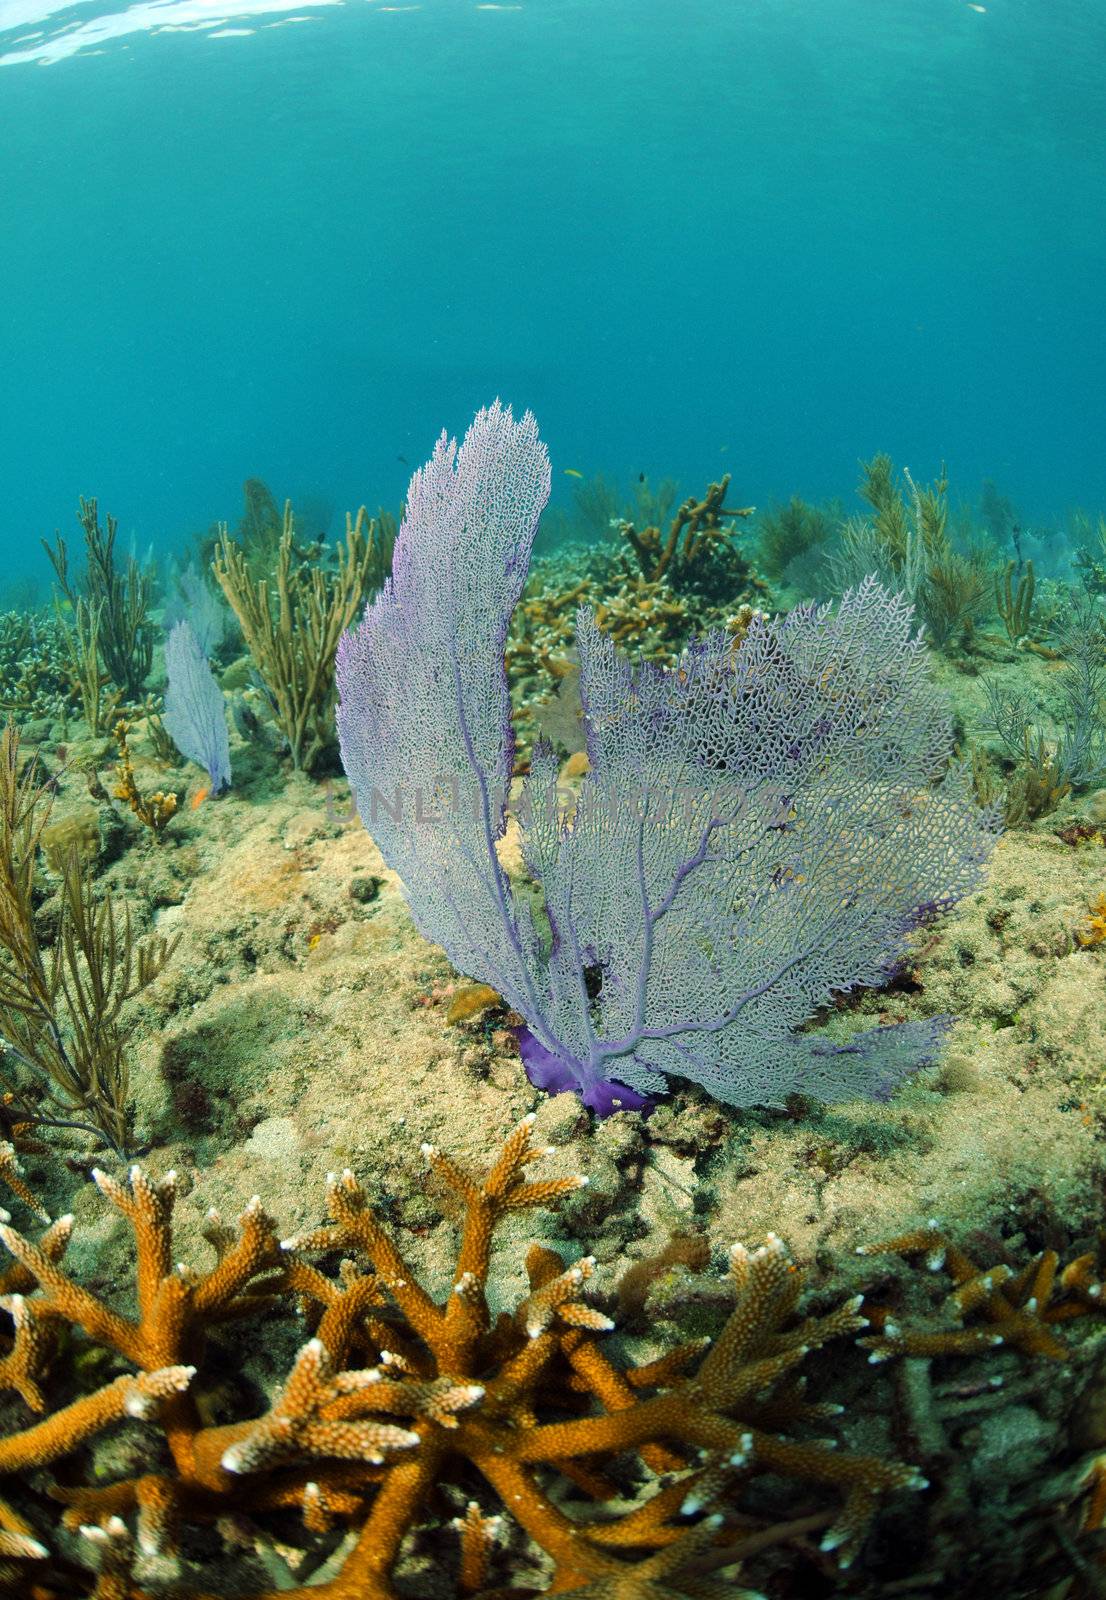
285 1166 445 1352
0 1216 141 1362
0 1367 193 1474
91 1165 175 1325
192 1194 283 1315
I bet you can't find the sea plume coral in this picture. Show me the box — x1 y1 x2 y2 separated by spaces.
336 404 1000 1113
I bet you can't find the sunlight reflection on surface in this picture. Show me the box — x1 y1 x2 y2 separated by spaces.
0 0 455 66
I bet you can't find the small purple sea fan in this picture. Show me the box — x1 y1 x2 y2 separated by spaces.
165 563 229 660
163 620 231 795
336 404 1000 1115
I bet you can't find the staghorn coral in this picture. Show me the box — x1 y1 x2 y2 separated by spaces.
618 477 755 590
856 1221 1105 1363
843 1219 1106 1596
0 1117 922 1597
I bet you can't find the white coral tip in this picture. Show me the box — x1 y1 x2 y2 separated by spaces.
9 1534 47 1557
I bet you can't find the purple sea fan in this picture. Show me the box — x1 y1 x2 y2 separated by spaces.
336 404 1000 1115
163 620 231 795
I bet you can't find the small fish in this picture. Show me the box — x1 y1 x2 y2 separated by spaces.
564 468 585 479
190 786 210 811
638 472 646 483
397 454 409 465
967 3 986 11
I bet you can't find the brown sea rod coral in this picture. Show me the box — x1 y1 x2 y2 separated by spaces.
0 1119 923 1597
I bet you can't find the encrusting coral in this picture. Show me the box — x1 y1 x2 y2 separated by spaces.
0 1117 926 1598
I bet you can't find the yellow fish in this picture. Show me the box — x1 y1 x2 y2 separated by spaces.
563 468 584 479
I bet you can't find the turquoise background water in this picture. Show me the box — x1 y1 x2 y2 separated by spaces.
2 0 1104 577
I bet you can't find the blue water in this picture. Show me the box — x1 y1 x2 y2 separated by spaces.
2 0 1104 580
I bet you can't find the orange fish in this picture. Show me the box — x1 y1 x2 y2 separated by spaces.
190 786 209 811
